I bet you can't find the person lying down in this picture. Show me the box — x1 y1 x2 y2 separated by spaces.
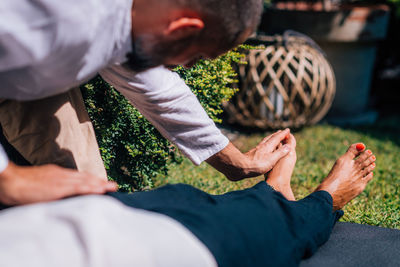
0 136 376 267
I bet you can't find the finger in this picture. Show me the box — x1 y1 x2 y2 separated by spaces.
84 181 117 193
58 178 117 197
265 129 290 149
275 142 283 151
105 181 118 191
277 132 292 149
77 178 118 192
77 184 106 194
265 144 291 171
70 170 105 180
71 183 109 196
66 172 115 189
261 130 281 144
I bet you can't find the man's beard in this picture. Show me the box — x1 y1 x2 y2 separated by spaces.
123 35 164 73
123 34 197 73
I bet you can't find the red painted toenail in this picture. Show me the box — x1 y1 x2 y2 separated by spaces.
356 143 365 151
367 150 372 154
372 156 376 160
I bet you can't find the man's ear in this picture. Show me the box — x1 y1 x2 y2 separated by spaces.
164 17 204 39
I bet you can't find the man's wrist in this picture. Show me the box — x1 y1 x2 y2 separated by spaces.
206 142 253 181
231 153 253 178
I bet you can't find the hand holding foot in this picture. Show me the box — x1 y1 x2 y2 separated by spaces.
206 129 292 181
316 143 376 211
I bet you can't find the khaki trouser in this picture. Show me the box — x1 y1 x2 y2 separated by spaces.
0 88 107 179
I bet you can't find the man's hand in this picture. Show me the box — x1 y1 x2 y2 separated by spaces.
0 162 118 206
206 129 291 181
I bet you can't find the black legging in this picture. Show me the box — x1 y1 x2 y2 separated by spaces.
108 182 343 267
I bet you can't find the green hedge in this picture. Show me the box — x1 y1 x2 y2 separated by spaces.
80 49 244 191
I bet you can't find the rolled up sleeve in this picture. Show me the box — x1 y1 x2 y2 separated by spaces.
100 65 229 165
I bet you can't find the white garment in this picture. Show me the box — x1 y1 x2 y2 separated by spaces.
0 146 7 173
0 0 229 172
0 195 217 267
0 0 133 100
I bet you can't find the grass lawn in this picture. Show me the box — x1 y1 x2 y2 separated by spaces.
155 115 400 229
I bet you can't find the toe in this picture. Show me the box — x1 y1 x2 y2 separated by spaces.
345 143 365 159
363 172 374 182
362 162 376 176
356 143 366 151
283 134 297 148
361 154 376 168
289 134 297 148
355 150 372 163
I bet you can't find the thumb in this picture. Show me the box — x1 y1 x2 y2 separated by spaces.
267 144 291 169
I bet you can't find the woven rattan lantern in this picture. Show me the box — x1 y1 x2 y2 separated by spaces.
224 34 336 129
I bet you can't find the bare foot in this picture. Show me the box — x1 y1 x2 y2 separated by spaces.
265 134 296 200
316 143 376 211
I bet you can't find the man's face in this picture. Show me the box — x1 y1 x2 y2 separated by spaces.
126 33 236 72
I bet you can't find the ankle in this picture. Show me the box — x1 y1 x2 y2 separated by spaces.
267 180 291 192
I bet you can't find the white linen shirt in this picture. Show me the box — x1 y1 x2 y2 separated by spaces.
0 0 229 172
0 195 217 267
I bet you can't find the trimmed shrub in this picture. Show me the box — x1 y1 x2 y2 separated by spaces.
80 49 244 191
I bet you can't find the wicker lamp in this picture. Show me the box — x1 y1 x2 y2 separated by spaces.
224 34 336 129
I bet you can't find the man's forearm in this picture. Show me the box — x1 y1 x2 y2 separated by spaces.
101 65 230 165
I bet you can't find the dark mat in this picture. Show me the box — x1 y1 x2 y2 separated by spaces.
300 222 400 267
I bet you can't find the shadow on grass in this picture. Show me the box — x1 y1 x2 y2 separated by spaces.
338 114 400 147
